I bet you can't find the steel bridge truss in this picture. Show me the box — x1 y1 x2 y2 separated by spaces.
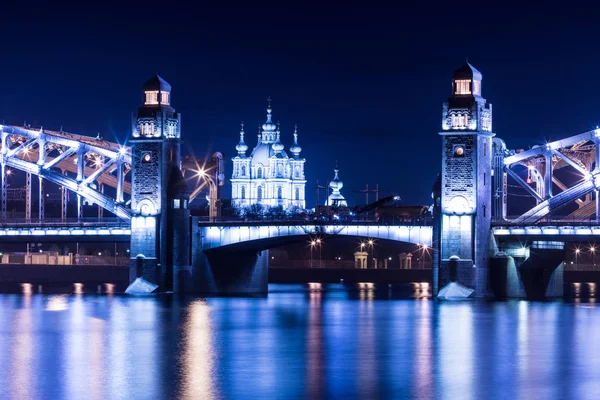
0 125 132 220
502 129 600 224
0 124 224 223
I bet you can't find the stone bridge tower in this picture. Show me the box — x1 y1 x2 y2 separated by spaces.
129 75 184 291
436 63 494 297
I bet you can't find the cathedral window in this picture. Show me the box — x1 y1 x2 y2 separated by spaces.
473 80 481 96
241 186 246 199
277 186 283 199
294 166 300 178
455 80 471 95
145 91 159 105
257 186 263 201
241 165 246 176
161 92 170 105
295 187 300 201
257 167 263 179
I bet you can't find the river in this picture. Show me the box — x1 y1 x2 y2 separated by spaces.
0 283 598 399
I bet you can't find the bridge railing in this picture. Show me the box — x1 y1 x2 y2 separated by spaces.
195 215 434 226
0 217 129 228
492 216 600 226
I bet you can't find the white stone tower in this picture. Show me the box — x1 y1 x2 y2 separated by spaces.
436 62 494 298
129 75 183 290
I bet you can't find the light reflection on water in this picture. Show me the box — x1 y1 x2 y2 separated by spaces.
0 284 599 399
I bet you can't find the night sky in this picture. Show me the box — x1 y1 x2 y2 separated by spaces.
3 3 600 208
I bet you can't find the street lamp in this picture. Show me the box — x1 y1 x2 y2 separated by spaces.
310 240 316 268
575 247 580 270
368 239 374 268
591 245 596 269
316 238 322 268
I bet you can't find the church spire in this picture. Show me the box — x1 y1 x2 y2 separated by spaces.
272 121 284 153
327 163 347 207
290 124 302 158
261 97 277 143
235 121 248 156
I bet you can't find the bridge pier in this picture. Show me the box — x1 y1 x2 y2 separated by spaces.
183 218 269 295
489 246 564 299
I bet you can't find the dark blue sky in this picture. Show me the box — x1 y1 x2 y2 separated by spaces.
2 2 600 207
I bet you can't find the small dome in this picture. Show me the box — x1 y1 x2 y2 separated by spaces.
329 168 343 191
290 125 302 155
272 131 284 152
262 108 277 133
236 123 248 154
143 74 172 92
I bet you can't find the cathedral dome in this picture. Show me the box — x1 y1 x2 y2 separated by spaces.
262 107 277 133
329 168 343 191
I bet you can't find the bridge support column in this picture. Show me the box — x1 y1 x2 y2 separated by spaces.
25 172 31 222
77 195 83 221
38 176 44 222
61 171 68 222
116 161 124 203
0 162 6 220
544 152 553 199
185 219 268 295
98 183 104 221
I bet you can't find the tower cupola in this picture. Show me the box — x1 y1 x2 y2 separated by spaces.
451 62 482 97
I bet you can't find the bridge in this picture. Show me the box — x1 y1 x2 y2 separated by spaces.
2 66 599 298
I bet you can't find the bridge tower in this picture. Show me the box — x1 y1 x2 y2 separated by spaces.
436 63 494 298
129 75 186 291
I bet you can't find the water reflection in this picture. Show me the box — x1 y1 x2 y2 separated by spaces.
0 287 599 398
180 300 217 400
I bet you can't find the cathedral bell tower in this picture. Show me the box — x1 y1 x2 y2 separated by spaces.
435 63 494 298
129 75 183 290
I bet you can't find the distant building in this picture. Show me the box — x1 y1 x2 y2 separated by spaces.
326 164 347 207
231 100 306 210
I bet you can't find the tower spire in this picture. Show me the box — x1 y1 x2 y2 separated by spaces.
236 121 248 156
290 123 302 158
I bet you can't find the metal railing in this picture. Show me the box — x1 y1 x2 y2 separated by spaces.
492 216 600 226
196 215 434 226
0 217 129 228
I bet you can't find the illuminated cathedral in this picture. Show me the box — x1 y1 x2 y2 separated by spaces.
231 100 306 210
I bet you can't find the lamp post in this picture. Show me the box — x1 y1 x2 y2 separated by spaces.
575 247 580 270
316 238 322 268
368 239 374 268
310 240 316 268
421 244 428 269
591 245 596 270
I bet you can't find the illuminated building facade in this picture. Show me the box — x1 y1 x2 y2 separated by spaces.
231 101 306 210
437 62 494 296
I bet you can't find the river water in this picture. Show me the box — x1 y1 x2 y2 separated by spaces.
0 283 599 399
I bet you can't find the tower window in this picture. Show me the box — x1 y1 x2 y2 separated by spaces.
257 167 263 179
451 114 469 129
257 186 263 201
455 80 471 95
161 92 170 105
140 122 155 136
241 186 246 199
277 186 283 199
295 187 300 201
145 91 159 105
241 165 246 176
